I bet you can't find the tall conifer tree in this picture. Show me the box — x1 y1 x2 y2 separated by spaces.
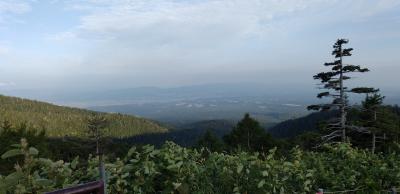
308 39 375 142
361 92 384 153
360 92 400 153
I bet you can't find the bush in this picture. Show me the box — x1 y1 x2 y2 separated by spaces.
1 140 399 193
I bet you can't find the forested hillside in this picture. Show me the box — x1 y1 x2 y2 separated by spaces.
268 111 337 138
119 120 235 147
0 95 168 137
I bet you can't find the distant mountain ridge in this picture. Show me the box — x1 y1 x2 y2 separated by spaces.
0 95 168 137
1 83 316 107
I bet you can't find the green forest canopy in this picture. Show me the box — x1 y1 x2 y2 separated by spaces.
0 95 168 137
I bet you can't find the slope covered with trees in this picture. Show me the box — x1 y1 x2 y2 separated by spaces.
267 111 337 138
0 95 168 137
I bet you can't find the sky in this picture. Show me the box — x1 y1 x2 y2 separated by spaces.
1 0 400 94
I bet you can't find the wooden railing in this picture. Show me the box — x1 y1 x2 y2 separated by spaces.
45 181 104 194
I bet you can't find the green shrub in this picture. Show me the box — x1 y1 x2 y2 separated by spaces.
1 140 399 193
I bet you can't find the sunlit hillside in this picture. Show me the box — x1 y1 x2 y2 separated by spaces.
0 95 168 137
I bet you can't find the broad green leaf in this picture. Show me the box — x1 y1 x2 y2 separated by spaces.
127 147 136 157
5 172 23 182
71 158 78 169
258 180 265 188
1 149 22 159
262 171 268 177
237 164 243 174
175 161 183 168
35 178 53 187
29 147 39 155
10 144 21 148
173 182 182 189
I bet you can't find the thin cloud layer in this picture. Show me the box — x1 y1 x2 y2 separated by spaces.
0 0 31 23
0 0 399 91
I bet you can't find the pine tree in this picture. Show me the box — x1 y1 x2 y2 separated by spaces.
223 113 268 151
87 115 109 184
196 130 224 152
308 39 375 142
361 92 384 153
360 93 400 153
87 115 109 155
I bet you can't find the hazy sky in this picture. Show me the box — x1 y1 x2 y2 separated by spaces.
1 0 400 92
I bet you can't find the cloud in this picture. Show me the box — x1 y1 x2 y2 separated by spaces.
53 0 400 51
0 45 9 55
5 0 400 90
46 31 77 41
51 1 324 71
357 0 400 18
69 0 312 40
63 0 400 38
0 0 31 23
0 1 31 14
0 81 16 87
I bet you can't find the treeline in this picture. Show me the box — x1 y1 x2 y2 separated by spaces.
1 103 398 172
0 95 167 137
195 104 400 154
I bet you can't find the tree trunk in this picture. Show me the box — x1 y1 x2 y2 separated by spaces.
340 106 346 142
372 110 377 154
339 45 346 142
247 129 250 150
372 132 376 154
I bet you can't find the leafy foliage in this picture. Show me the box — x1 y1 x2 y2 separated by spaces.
0 123 48 175
0 139 82 194
1 140 400 193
